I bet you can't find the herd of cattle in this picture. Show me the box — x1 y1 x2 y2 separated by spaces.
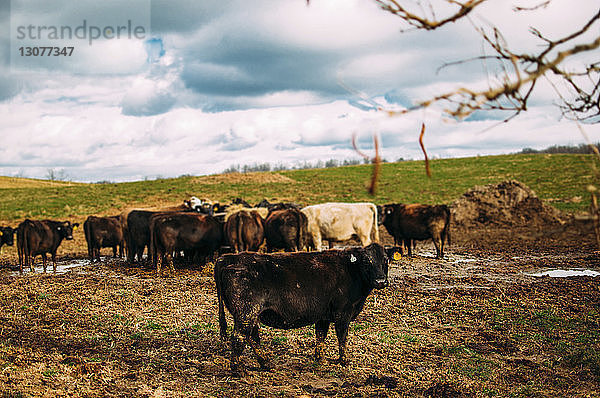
0 197 451 370
0 197 451 274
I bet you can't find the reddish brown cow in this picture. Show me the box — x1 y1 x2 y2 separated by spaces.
224 211 265 253
264 208 307 252
17 219 79 273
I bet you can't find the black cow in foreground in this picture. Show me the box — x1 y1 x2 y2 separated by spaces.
0 226 16 252
224 210 264 253
264 208 307 252
83 215 124 262
150 212 223 273
17 219 79 273
215 243 391 373
380 204 451 258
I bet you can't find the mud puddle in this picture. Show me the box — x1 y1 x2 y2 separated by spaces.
526 269 600 278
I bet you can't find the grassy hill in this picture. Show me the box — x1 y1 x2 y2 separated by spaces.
0 153 596 223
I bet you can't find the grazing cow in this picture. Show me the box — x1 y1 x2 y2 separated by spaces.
255 199 271 208
17 219 79 273
380 203 451 258
150 212 223 273
121 204 199 263
215 243 391 372
255 199 300 212
231 198 251 208
224 210 265 253
264 208 307 252
301 203 379 251
83 215 124 262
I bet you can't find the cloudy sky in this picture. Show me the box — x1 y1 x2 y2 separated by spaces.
1 0 599 182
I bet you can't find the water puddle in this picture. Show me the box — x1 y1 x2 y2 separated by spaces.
526 269 600 278
8 258 94 276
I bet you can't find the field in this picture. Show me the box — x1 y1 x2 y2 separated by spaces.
0 154 599 397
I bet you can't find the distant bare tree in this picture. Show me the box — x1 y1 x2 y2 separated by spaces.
372 0 599 123
46 168 68 181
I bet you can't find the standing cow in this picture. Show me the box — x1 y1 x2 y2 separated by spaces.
264 208 307 252
150 212 223 273
17 219 79 273
83 215 124 262
380 203 451 258
215 243 390 373
301 202 379 251
0 226 16 254
224 210 265 253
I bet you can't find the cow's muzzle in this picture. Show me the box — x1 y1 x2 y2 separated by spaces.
374 278 388 289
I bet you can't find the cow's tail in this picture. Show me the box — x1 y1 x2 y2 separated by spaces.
236 213 244 252
149 218 157 269
83 218 92 260
297 210 306 251
215 258 228 339
371 204 380 243
443 205 451 246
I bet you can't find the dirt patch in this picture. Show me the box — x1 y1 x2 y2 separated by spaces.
0 180 599 397
193 172 296 185
451 180 566 228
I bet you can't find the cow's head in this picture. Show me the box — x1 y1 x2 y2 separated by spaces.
357 243 389 289
380 204 399 228
56 221 79 240
0 227 15 246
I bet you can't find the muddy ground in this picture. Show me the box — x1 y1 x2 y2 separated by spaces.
1 182 600 397
0 221 598 398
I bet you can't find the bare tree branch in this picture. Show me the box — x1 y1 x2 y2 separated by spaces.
373 1 600 123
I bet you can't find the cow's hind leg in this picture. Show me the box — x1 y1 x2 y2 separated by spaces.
432 234 443 259
314 320 330 363
230 306 271 372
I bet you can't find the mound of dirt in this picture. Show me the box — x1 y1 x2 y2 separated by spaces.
194 172 296 185
451 180 566 228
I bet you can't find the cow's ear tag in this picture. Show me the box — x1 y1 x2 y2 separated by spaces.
393 251 401 261
350 254 357 262
0 231 3 237
73 225 78 231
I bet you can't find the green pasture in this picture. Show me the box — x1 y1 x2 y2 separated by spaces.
0 153 596 222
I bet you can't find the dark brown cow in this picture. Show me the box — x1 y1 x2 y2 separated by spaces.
0 226 16 252
17 219 79 273
224 211 264 253
120 204 197 262
215 243 391 372
381 204 451 258
150 212 223 273
264 208 307 252
83 215 124 262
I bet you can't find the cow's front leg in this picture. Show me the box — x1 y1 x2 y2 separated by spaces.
334 320 351 366
314 320 330 362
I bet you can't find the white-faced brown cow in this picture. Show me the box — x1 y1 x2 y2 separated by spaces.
380 203 451 258
17 219 79 273
215 243 391 373
301 202 379 251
